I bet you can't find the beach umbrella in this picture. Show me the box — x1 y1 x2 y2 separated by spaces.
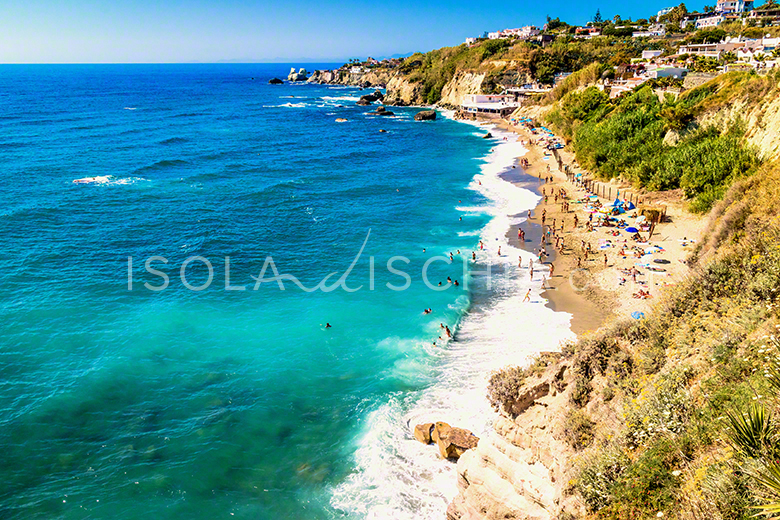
625 201 636 210
625 226 639 233
635 215 647 223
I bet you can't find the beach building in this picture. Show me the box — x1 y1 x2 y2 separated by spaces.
460 94 520 118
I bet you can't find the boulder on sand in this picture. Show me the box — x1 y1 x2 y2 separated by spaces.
268 78 284 85
414 423 435 444
414 110 436 121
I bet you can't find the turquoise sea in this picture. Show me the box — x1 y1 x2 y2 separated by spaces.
0 64 574 519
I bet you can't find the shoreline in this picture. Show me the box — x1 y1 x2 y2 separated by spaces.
490 116 705 335
492 119 612 335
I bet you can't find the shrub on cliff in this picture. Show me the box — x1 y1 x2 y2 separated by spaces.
487 366 526 413
562 409 595 449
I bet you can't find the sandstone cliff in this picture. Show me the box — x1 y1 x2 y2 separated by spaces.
437 71 486 109
307 68 394 88
447 360 583 520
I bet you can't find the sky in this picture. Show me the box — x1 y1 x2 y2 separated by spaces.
1 0 708 63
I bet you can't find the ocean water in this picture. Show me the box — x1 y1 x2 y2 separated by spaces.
0 64 573 519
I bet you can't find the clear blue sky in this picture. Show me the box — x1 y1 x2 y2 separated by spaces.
2 0 708 63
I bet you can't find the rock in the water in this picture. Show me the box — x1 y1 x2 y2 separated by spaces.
268 78 284 85
482 132 493 139
335 118 348 123
373 106 394 116
287 67 309 82
360 93 380 103
373 90 385 101
356 98 372 106
414 110 436 121
414 423 435 444
379 129 387 133
436 427 480 460
431 422 451 444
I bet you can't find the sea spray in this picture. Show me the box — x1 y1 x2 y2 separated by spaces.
330 121 575 519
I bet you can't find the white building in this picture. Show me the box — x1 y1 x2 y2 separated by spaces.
465 37 478 45
642 49 664 59
716 0 753 13
487 31 502 39
460 94 520 118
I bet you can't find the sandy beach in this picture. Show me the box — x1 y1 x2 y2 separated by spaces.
493 118 706 334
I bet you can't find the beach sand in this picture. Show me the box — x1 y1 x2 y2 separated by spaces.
493 119 706 335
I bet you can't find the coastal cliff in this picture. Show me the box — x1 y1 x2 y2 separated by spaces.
437 71 486 109
448 71 780 519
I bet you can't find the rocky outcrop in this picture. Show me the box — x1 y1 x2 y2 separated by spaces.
383 75 426 106
447 360 583 520
371 106 395 116
356 90 385 106
287 68 308 82
414 421 480 460
438 71 486 109
414 109 437 121
307 69 394 87
268 78 283 85
482 133 493 139
414 423 434 444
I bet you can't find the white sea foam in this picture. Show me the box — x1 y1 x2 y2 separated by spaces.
330 119 575 519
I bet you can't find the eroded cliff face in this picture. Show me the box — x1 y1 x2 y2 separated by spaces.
383 75 426 106
437 72 486 109
307 69 395 87
698 93 780 160
447 360 584 520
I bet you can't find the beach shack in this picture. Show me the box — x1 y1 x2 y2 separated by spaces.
460 94 520 119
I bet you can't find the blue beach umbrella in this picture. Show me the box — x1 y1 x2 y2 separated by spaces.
625 226 639 233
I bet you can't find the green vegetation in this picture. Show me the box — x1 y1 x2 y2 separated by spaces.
544 71 773 212
564 159 780 517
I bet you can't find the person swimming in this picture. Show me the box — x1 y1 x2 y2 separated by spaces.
325 323 332 328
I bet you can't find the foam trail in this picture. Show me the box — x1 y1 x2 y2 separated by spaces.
331 119 575 519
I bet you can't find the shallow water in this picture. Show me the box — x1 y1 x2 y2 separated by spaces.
0 64 572 519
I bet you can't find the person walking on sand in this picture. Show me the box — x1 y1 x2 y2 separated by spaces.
523 289 532 302
604 253 608 267
549 262 554 277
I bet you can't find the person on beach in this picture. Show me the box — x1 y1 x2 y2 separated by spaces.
549 263 554 277
480 241 484 250
498 246 501 256
604 254 608 267
472 251 476 261
519 256 523 267
523 289 532 302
